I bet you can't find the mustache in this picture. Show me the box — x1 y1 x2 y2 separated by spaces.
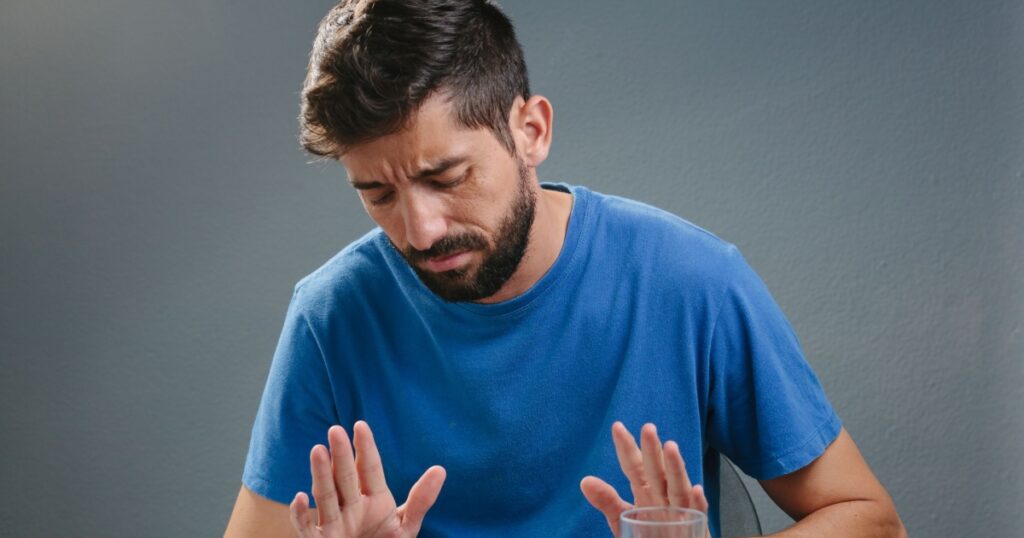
402 232 489 263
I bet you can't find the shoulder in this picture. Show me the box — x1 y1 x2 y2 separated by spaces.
287 228 394 322
582 187 746 285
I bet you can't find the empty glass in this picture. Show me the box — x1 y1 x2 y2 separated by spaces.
620 507 707 538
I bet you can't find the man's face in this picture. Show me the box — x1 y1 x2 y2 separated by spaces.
340 94 537 302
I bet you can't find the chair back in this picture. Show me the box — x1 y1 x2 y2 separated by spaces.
717 455 763 537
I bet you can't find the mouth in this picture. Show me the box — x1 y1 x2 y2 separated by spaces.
420 250 472 273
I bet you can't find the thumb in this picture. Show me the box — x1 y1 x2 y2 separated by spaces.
581 475 632 538
399 465 447 533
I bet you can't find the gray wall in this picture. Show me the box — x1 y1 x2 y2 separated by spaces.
1 0 1020 535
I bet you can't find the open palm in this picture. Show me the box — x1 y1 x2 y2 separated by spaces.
581 422 709 538
289 422 446 537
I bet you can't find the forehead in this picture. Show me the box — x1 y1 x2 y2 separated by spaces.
339 94 491 179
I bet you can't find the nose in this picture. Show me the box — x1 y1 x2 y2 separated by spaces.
400 191 448 252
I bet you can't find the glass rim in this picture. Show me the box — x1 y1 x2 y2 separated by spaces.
620 506 707 526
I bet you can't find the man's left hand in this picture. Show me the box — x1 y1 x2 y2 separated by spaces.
581 422 709 537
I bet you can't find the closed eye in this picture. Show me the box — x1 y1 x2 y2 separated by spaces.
432 173 467 190
368 190 395 206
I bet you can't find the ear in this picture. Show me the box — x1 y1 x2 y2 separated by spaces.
510 95 553 167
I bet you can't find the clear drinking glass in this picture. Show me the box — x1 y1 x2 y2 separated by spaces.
619 507 707 538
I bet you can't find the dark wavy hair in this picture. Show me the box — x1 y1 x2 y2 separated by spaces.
299 0 530 158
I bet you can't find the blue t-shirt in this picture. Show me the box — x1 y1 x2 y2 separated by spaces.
242 183 840 536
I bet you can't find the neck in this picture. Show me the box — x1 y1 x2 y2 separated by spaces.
475 181 573 304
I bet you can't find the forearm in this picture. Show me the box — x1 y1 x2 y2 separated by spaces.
766 499 907 538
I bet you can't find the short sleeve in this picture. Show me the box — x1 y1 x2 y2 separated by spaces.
705 247 841 480
242 290 340 505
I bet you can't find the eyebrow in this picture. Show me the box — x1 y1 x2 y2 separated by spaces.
348 156 468 190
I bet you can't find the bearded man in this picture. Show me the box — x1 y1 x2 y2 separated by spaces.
225 1 905 536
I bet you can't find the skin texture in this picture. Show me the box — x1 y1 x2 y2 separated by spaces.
225 93 907 537
390 155 535 302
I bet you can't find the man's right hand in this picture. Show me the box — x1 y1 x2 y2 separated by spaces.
289 421 446 538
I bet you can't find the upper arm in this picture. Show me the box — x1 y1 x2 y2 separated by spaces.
758 428 900 523
224 484 297 538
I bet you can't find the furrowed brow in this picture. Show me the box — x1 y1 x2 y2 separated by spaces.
347 156 467 190
411 156 467 181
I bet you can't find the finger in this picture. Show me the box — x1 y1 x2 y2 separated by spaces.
580 475 633 538
309 444 342 525
611 421 650 505
640 423 668 504
353 421 389 495
398 465 447 534
289 492 319 538
328 425 361 507
691 484 709 514
663 440 693 507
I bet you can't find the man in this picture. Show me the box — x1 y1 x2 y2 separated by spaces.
225 0 906 536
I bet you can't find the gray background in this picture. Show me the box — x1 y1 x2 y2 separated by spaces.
1 0 1021 536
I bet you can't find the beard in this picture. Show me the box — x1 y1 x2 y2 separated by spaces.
397 159 536 302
